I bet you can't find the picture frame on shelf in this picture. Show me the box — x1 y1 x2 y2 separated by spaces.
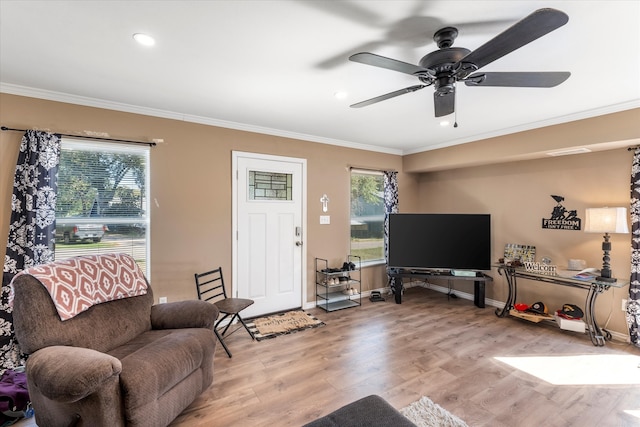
504 244 536 263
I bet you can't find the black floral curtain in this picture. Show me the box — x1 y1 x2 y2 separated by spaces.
627 148 640 347
383 171 399 290
1 130 60 372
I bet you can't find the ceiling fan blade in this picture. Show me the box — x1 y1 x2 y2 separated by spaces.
349 52 429 76
350 85 426 108
465 71 570 87
434 91 455 117
317 41 385 69
298 1 384 28
458 8 569 72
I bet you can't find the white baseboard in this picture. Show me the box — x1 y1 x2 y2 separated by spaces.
304 285 401 310
416 281 506 309
609 330 630 343
304 281 497 310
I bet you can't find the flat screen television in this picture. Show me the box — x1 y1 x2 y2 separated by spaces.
388 213 491 271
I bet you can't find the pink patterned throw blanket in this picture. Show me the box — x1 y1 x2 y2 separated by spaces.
13 253 148 321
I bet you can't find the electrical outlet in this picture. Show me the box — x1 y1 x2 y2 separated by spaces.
622 299 628 311
159 296 168 304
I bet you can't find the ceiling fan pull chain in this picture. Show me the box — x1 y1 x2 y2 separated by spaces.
453 86 458 128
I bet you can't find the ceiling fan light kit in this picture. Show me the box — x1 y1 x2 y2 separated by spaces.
349 8 571 119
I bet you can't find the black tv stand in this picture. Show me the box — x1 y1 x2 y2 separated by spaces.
387 268 493 306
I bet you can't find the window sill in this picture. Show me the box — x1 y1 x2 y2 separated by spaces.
360 259 386 269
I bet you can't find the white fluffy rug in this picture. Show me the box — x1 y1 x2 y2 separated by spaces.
400 396 469 427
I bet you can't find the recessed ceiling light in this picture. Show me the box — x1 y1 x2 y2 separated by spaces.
133 33 155 46
334 91 348 100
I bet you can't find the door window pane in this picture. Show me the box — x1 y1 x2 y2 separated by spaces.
249 170 292 200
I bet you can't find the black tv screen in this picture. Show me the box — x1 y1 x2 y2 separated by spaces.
388 213 491 271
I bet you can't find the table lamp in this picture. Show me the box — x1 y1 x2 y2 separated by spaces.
584 207 629 283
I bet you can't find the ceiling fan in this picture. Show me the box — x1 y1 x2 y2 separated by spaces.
349 8 570 118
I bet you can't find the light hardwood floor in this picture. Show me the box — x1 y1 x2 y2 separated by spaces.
170 287 640 427
18 286 640 426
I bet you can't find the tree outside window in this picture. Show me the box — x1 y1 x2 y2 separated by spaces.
350 170 384 263
55 140 149 275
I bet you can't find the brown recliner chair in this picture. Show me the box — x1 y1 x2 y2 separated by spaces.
11 254 218 427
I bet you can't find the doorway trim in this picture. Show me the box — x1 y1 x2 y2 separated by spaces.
231 151 307 313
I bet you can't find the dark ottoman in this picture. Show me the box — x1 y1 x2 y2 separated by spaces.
303 395 416 427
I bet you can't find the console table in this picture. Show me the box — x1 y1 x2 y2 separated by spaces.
387 269 492 307
496 265 629 346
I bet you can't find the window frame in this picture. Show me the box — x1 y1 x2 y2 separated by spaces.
54 138 151 277
350 168 386 267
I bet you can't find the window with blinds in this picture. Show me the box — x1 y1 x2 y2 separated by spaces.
54 139 150 276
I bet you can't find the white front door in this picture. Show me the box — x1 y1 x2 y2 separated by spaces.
232 152 306 318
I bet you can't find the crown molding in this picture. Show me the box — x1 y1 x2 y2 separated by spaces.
0 83 403 156
402 100 640 155
3 82 637 157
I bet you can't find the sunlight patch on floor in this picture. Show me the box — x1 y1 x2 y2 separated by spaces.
495 354 640 385
624 410 640 419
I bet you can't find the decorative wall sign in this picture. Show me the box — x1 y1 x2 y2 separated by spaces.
542 195 581 230
320 194 330 212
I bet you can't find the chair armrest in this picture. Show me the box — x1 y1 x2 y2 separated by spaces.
150 300 218 330
27 346 122 403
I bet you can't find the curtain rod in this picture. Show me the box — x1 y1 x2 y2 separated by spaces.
1 126 157 147
349 166 397 173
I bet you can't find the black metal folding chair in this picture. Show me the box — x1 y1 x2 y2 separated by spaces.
194 267 255 357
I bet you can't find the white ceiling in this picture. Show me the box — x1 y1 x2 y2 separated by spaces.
1 0 639 155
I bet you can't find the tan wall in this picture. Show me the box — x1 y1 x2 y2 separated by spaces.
0 93 413 306
1 93 637 339
404 108 640 173
414 148 634 337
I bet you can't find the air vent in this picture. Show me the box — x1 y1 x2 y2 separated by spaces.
546 147 592 157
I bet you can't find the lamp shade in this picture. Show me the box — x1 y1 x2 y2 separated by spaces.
584 207 629 234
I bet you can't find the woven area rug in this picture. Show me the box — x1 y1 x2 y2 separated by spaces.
400 396 469 427
246 310 325 341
